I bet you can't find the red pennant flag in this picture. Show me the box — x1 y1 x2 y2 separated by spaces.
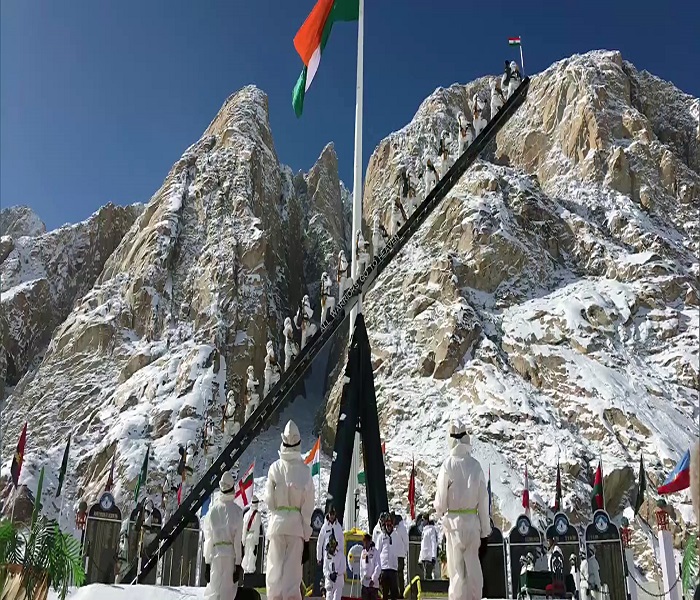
10 423 28 487
522 465 530 511
408 457 416 520
554 462 562 513
177 483 183 506
591 461 604 511
105 451 116 492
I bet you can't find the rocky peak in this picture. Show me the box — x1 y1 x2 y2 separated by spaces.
0 206 46 238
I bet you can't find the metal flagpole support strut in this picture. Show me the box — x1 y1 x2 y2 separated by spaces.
345 0 364 531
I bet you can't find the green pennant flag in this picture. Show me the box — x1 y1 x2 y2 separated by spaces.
56 434 71 497
134 445 150 504
31 467 45 528
634 454 646 514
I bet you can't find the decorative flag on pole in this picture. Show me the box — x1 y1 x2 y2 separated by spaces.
634 454 646 514
358 441 385 485
55 434 71 497
487 466 492 516
554 462 562 513
508 36 525 74
304 437 321 477
234 462 255 509
105 451 116 492
522 466 530 512
292 0 360 117
177 482 183 506
407 457 416 520
31 466 45 528
657 449 690 495
134 445 150 504
591 461 604 511
11 423 28 487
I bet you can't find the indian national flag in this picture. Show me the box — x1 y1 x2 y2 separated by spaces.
292 0 359 117
234 461 255 509
305 437 321 477
508 37 521 46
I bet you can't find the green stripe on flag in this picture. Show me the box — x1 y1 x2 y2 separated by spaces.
311 462 320 477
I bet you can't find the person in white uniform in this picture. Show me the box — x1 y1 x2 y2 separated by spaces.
202 471 244 600
420 515 439 579
323 535 346 600
317 506 344 565
283 317 298 371
265 420 315 600
242 496 263 574
320 272 335 324
433 420 491 600
359 533 381 600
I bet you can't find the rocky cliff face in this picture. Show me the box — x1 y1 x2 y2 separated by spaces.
1 86 348 518
0 206 46 239
0 203 142 397
324 51 698 564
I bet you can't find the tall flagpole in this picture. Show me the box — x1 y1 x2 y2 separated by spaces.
519 43 525 75
345 0 364 532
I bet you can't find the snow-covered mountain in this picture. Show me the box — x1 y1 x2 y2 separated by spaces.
320 50 698 565
0 86 348 524
1 51 697 574
0 206 46 239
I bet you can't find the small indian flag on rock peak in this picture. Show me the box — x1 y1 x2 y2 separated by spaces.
305 437 321 477
508 37 521 46
292 0 360 117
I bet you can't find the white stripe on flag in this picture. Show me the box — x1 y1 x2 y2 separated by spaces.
305 46 322 92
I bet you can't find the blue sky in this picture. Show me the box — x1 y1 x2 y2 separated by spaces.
2 0 697 230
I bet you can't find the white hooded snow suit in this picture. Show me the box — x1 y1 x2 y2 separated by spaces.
323 547 346 600
242 498 262 573
264 341 282 397
490 79 504 119
579 554 601 600
337 251 350 298
244 366 260 421
420 523 439 562
359 543 381 589
295 295 316 350
265 420 315 600
438 131 453 178
472 95 487 138
320 272 335 324
203 472 244 600
224 391 240 437
457 114 474 156
283 317 298 371
424 161 439 201
434 420 491 600
357 231 370 274
317 517 344 563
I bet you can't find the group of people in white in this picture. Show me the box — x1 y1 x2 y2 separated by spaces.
374 60 522 250
199 418 492 600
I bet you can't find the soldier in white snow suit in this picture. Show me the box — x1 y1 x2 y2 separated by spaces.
242 496 263 573
472 94 487 137
438 130 453 177
324 536 346 600
320 272 335 324
224 390 240 436
424 158 439 200
202 471 244 600
357 231 370 274
295 294 316 350
317 507 344 565
391 511 409 593
372 215 389 258
375 513 401 600
244 365 260 421
457 113 475 156
434 420 491 600
337 250 350 298
264 341 281 397
283 317 298 371
579 547 601 600
502 61 521 100
185 441 196 479
265 420 315 600
359 533 381 600
490 78 505 119
162 466 176 514
420 516 439 579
